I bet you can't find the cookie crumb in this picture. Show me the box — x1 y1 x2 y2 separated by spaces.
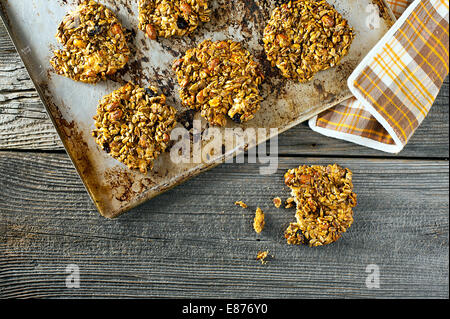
273 197 282 208
235 201 248 208
285 197 295 209
256 250 270 264
253 207 265 234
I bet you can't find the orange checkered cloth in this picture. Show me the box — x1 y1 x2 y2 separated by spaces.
309 0 449 153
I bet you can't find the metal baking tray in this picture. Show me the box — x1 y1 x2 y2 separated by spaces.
0 0 394 218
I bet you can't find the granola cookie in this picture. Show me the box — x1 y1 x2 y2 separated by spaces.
263 0 354 82
173 40 264 126
92 83 177 174
284 164 357 246
138 0 211 39
50 1 130 84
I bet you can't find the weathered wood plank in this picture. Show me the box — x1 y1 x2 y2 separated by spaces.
0 22 448 157
0 22 62 150
1 152 448 298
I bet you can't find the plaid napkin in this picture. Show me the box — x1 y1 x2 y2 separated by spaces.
309 0 449 153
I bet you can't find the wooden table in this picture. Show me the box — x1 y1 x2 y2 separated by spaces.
1 21 448 299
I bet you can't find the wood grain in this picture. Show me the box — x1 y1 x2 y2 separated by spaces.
0 21 448 158
1 13 448 300
0 23 62 150
1 152 448 298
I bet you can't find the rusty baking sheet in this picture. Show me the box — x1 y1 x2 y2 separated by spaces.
0 0 394 218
